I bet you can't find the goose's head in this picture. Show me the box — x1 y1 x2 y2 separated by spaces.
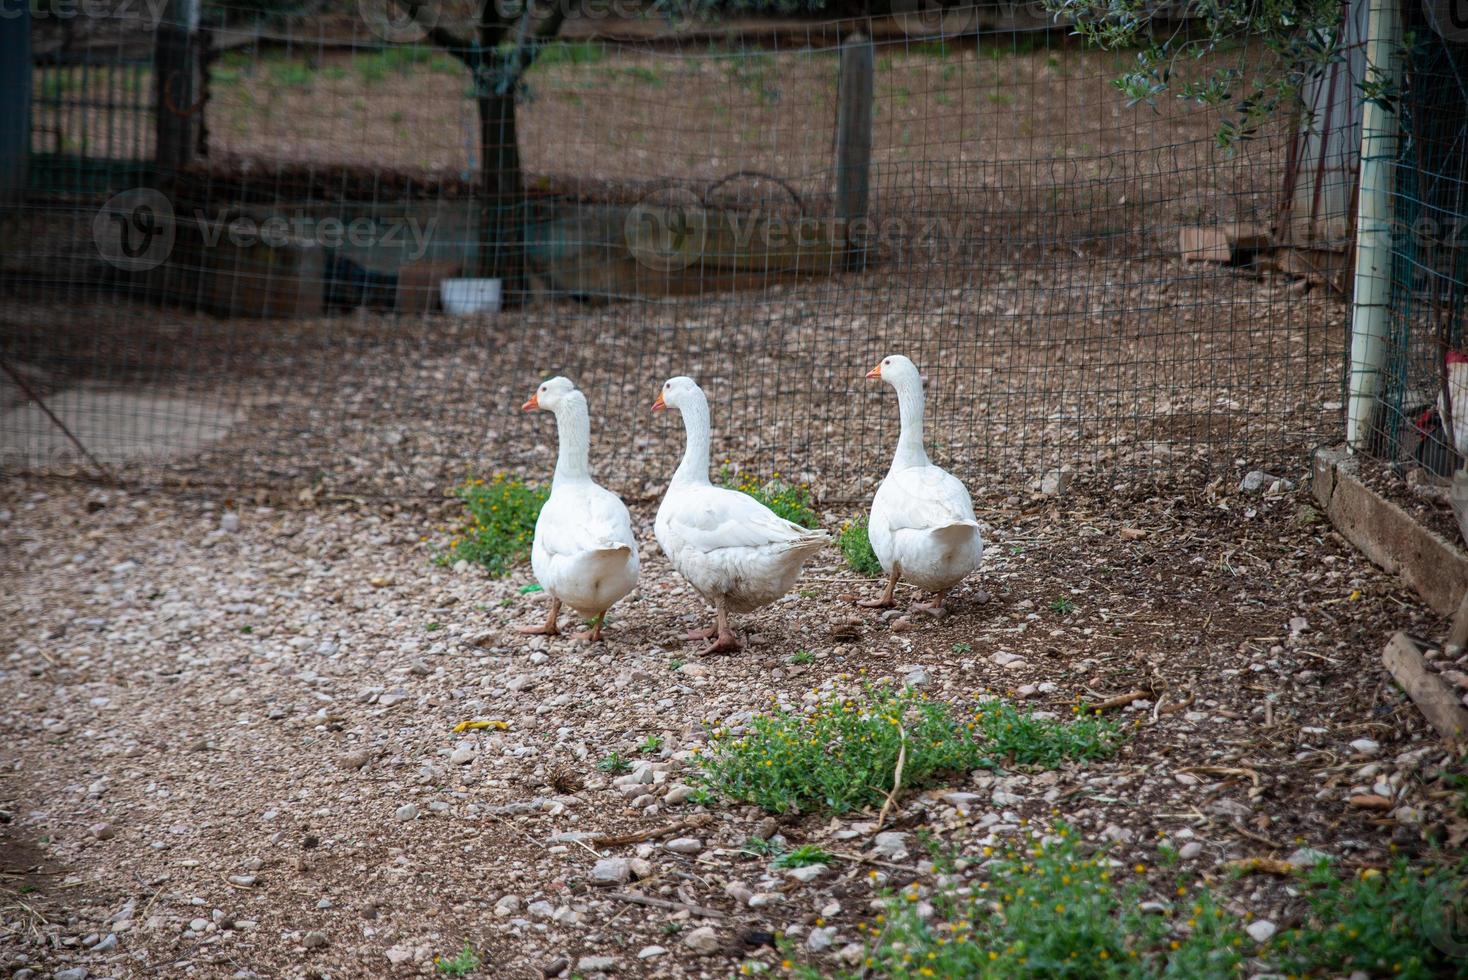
652 376 700 414
522 376 577 413
866 354 921 388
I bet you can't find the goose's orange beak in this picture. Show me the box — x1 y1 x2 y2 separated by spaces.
651 391 666 413
521 393 539 412
865 362 883 380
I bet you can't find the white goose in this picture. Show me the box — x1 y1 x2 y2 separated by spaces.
861 355 983 615
652 377 830 653
518 377 639 643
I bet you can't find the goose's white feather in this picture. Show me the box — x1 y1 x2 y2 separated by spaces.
867 356 983 593
532 482 639 617
654 377 829 615
527 378 639 619
657 483 827 614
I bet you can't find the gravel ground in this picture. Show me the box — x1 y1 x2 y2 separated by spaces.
2 464 1463 979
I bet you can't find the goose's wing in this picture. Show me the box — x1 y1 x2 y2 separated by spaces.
538 485 636 557
665 485 812 553
880 465 978 532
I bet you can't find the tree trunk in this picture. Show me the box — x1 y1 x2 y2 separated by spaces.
478 74 524 299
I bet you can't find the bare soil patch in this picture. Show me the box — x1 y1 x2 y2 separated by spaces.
1 465 1462 978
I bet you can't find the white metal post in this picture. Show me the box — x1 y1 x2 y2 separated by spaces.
1346 0 1402 450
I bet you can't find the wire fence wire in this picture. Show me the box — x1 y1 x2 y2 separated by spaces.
1 4 1351 504
1373 5 1468 479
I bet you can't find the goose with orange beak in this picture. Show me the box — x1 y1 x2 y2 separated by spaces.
516 377 639 643
651 376 830 653
859 355 983 616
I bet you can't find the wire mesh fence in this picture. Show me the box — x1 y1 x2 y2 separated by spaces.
1371 3 1468 480
1 3 1354 504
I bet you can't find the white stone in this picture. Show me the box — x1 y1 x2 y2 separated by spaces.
684 925 720 955
590 858 631 885
873 832 909 860
807 926 838 952
785 864 826 883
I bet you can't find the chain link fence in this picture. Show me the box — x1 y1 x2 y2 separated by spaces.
1 3 1351 503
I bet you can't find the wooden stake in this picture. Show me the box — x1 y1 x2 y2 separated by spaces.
1382 631 1468 747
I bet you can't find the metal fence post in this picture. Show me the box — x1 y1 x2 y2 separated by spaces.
155 0 202 174
1346 0 1402 450
836 31 873 271
0 4 29 205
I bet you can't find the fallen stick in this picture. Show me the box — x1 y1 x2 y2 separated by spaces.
1088 689 1151 713
589 813 713 847
605 891 725 920
1176 765 1261 788
827 850 925 873
875 723 907 830
1383 632 1468 747
1228 821 1286 851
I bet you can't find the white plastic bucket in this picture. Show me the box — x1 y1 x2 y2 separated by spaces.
440 278 503 315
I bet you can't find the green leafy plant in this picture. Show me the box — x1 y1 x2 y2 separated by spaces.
838 518 883 577
718 465 818 528
436 475 548 576
740 836 782 858
952 642 972 654
772 844 833 869
639 734 664 754
1043 0 1342 149
973 700 1122 768
669 658 686 672
1272 859 1468 979
791 650 815 666
435 943 482 975
1050 596 1077 614
596 751 632 774
804 827 1245 978
697 686 1121 815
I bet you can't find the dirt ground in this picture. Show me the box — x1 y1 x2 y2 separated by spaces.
2 460 1464 978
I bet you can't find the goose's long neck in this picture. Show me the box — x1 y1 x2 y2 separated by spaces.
552 393 593 484
672 394 713 486
891 376 929 471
